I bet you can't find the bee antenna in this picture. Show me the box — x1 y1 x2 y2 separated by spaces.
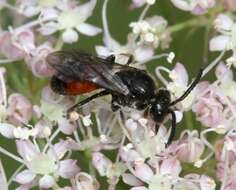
169 68 203 106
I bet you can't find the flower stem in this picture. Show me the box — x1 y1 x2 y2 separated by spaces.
0 160 8 190
8 164 24 186
0 59 14 64
202 51 225 77
0 146 25 164
138 4 150 21
169 17 209 33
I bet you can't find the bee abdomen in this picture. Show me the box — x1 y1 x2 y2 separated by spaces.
50 76 98 95
50 76 68 95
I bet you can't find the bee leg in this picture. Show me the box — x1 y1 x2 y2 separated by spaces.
67 90 110 114
119 110 125 123
135 101 148 110
111 96 120 112
165 110 176 147
106 53 134 65
154 124 160 134
119 53 134 65
105 54 116 62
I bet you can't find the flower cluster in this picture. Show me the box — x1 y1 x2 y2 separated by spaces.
0 0 236 190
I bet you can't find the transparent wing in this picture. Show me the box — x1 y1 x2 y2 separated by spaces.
47 50 131 95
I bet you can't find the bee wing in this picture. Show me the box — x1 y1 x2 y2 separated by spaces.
47 50 131 95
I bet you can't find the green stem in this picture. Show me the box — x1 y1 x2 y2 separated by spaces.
168 17 209 33
203 22 211 65
7 64 25 93
84 149 96 176
55 34 64 50
184 111 193 130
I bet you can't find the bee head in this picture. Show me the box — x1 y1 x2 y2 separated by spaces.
150 89 171 123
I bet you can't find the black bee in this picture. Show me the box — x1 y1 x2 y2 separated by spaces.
46 50 203 146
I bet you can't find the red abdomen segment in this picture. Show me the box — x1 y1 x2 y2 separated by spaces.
66 81 98 95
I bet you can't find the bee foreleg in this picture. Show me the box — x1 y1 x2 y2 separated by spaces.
111 96 120 112
166 110 176 147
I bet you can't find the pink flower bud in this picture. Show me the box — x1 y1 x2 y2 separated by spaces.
14 30 35 52
75 172 100 190
58 118 76 135
134 163 153 182
214 14 234 32
34 119 52 138
119 146 143 163
0 123 15 138
199 175 216 190
172 63 189 86
122 173 143 186
130 0 146 9
192 82 225 127
7 93 33 125
159 158 182 176
209 35 230 51
53 140 69 159
222 0 236 11
215 62 233 82
59 159 80 179
62 29 79 43
14 170 36 184
176 130 204 163
39 175 55 189
0 32 26 60
24 43 54 77
16 140 38 161
92 152 112 176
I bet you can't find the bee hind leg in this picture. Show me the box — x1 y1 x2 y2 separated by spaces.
111 96 121 112
67 90 110 115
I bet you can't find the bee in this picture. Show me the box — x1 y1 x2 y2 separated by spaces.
46 50 202 145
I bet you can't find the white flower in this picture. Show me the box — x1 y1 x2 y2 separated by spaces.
122 173 143 186
92 152 112 176
134 163 154 182
39 175 55 189
14 139 79 187
214 14 234 32
167 63 197 110
0 123 15 138
96 2 167 63
39 0 102 43
148 174 173 190
15 169 36 184
82 114 92 127
171 0 197 11
171 0 215 15
13 127 32 139
167 52 175 63
210 14 236 51
74 172 100 190
146 0 156 4
62 28 79 43
57 0 102 42
129 16 167 48
176 130 205 163
210 35 231 51
130 0 156 8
